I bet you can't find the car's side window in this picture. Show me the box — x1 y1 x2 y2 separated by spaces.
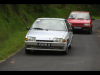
65 20 68 29
65 20 71 31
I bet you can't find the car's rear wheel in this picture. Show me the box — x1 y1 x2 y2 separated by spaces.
25 49 31 54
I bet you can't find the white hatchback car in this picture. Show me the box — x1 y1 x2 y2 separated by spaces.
25 18 73 54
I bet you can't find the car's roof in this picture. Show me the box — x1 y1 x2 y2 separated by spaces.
37 18 65 20
71 11 89 13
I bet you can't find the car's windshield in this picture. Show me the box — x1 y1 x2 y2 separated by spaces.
68 12 90 20
31 19 67 31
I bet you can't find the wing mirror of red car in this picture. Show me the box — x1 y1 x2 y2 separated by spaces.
92 18 95 20
65 17 68 19
26 27 30 30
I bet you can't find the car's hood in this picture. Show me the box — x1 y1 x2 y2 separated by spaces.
67 19 91 23
26 30 67 40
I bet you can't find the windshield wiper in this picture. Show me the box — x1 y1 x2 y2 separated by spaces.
69 17 75 19
48 29 65 31
85 19 90 20
33 28 44 30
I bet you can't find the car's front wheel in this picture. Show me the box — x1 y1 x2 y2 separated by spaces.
62 44 68 55
88 26 92 34
25 49 31 54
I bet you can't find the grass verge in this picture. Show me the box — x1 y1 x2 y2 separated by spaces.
0 30 27 61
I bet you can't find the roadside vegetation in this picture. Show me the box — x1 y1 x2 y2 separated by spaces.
0 4 100 61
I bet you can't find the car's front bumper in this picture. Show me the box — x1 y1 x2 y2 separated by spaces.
25 41 67 51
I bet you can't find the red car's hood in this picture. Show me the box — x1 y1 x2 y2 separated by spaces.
67 19 91 23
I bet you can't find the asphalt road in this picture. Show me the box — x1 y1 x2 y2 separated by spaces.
0 20 100 71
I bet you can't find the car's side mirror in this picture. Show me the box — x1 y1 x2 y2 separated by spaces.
65 17 68 19
92 18 95 20
26 27 30 30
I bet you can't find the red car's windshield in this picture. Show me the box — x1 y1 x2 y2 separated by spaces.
68 12 90 20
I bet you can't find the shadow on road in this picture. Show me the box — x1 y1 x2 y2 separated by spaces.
29 50 66 56
73 30 86 34
73 30 97 36
73 30 93 35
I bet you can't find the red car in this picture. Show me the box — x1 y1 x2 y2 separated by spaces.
67 11 95 34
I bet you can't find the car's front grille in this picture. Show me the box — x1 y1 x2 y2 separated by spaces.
36 40 53 42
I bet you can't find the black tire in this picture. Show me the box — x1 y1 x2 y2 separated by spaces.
25 49 31 54
88 26 92 34
91 26 92 33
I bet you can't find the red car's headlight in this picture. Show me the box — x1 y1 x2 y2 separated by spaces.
84 23 90 26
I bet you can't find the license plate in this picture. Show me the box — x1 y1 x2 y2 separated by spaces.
73 27 82 29
38 43 51 47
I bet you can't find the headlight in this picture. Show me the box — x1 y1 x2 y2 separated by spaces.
69 23 72 25
53 37 65 42
26 36 36 41
84 23 90 26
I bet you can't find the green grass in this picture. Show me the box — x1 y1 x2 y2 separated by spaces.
92 16 100 19
0 4 100 62
0 31 27 60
